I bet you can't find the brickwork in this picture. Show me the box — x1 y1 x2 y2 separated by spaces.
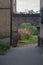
0 0 10 36
13 0 16 13
0 0 10 8
0 0 42 47
0 10 10 33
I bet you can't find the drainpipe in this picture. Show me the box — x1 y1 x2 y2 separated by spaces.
10 0 12 45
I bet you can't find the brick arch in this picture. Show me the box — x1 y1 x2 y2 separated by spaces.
12 14 40 26
12 14 40 47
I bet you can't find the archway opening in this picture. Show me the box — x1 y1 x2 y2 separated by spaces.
18 23 38 47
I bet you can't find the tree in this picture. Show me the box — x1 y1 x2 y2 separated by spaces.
28 10 35 14
19 23 38 35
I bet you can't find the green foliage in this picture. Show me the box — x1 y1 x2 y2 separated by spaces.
18 35 38 44
18 33 29 40
18 33 21 40
18 23 38 44
0 41 10 55
29 35 37 42
0 44 10 50
19 23 38 35
21 34 29 40
31 26 38 35
19 23 32 30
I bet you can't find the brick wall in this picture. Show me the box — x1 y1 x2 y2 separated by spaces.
0 0 10 8
0 0 10 37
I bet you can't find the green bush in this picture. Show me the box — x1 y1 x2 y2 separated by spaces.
0 44 10 50
23 34 29 40
29 35 38 43
0 41 10 55
18 33 21 40
18 33 29 40
19 23 38 36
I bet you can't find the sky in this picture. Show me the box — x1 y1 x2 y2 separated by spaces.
16 0 40 12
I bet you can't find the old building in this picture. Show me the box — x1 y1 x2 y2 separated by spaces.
0 0 10 36
13 0 16 13
38 0 43 46
0 0 43 47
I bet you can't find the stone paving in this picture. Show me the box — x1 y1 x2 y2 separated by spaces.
0 45 43 65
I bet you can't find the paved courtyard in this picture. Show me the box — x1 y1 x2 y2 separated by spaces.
0 45 43 65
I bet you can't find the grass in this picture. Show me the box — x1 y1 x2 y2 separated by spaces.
0 41 10 55
28 35 38 44
18 36 38 46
